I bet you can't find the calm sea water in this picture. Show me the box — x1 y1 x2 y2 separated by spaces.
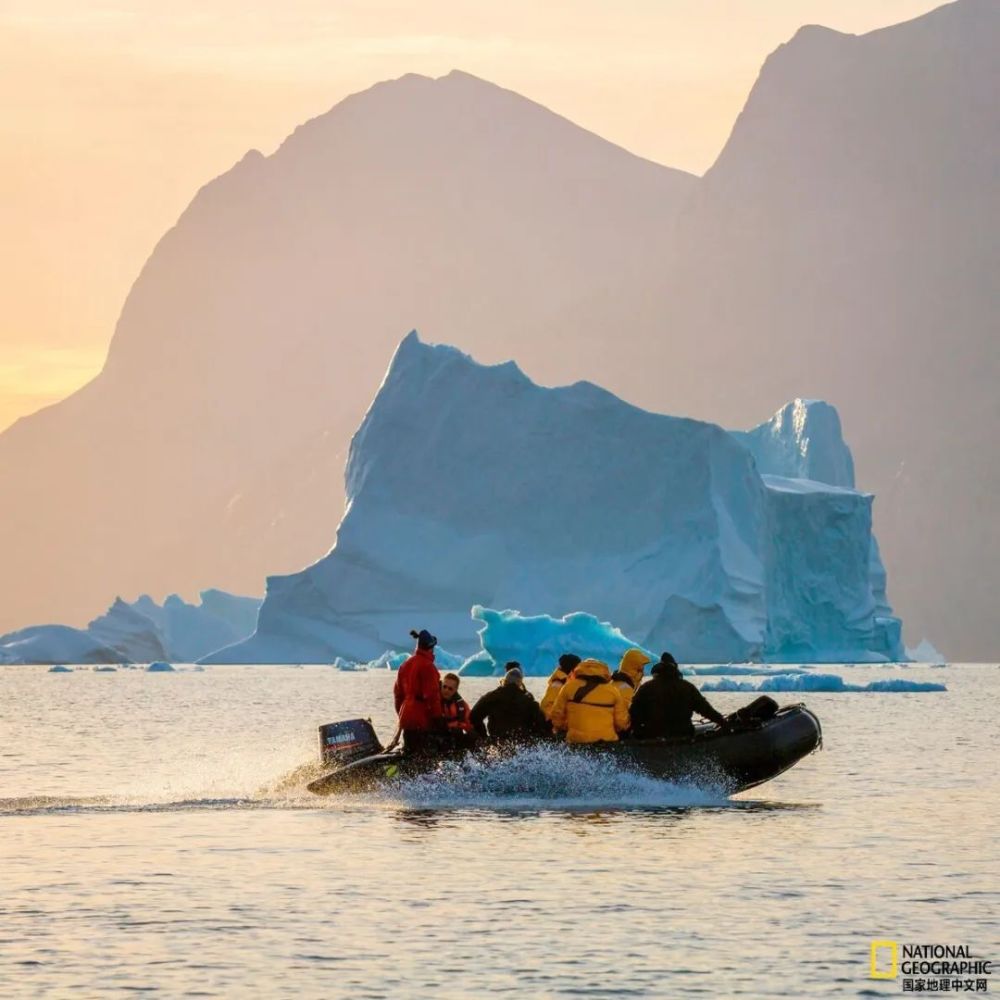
1 664 997 998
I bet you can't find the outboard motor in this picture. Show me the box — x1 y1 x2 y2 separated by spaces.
318 719 383 767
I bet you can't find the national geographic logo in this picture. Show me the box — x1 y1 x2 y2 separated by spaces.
871 940 993 993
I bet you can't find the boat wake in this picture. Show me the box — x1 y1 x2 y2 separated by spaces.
0 794 321 816
6 740 810 816
359 743 736 811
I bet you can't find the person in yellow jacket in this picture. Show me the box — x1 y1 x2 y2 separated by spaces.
550 659 630 744
610 648 651 711
540 653 581 721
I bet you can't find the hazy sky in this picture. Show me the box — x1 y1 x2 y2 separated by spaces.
0 0 942 430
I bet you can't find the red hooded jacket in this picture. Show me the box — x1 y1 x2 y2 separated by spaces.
393 647 443 732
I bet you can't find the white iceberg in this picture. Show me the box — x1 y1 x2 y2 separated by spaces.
701 673 945 693
87 598 169 663
905 637 946 664
206 334 904 665
0 589 261 665
0 625 128 665
132 591 262 662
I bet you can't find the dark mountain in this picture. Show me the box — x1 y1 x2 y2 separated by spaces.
0 70 695 634
651 0 999 657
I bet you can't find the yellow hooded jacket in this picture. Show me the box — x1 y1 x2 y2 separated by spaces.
540 666 573 720
610 648 651 710
550 659 630 743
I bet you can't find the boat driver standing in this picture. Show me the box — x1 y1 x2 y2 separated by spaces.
391 628 444 755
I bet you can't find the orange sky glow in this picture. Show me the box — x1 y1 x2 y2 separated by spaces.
0 0 942 431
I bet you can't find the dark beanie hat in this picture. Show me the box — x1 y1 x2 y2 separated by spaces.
410 628 438 649
651 651 680 677
559 653 581 671
504 660 521 672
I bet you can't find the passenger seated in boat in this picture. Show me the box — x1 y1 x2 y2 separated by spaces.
440 672 474 742
609 648 651 712
501 660 522 684
550 658 630 744
470 668 549 743
540 654 580 721
629 652 730 739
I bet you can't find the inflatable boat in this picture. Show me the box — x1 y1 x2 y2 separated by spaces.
306 698 822 796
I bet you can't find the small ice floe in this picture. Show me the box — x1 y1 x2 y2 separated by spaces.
687 664 810 676
333 658 365 672
48 664 73 673
701 673 946 693
93 665 117 672
146 661 175 672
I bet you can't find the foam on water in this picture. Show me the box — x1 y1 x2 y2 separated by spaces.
362 743 734 811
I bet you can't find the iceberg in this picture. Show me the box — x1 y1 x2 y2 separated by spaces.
0 589 261 665
701 674 946 693
686 664 809 676
336 646 465 672
905 637 946 663
87 598 169 663
146 661 176 673
130 591 262 662
461 606 647 677
207 334 904 664
0 625 128 665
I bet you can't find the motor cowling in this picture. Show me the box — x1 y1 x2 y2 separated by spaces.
318 718 383 766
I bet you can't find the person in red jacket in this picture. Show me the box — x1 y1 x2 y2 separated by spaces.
392 628 444 755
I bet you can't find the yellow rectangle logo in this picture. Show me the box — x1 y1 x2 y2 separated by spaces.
870 940 898 979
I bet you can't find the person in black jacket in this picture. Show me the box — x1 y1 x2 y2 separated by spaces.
629 652 730 739
470 668 549 742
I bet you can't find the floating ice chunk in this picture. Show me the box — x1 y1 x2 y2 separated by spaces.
905 637 946 664
47 664 73 673
358 651 407 671
687 664 809 676
458 651 496 676
701 673 946 692
469 606 649 677
434 648 466 670
146 661 176 673
864 678 947 692
334 659 368 671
